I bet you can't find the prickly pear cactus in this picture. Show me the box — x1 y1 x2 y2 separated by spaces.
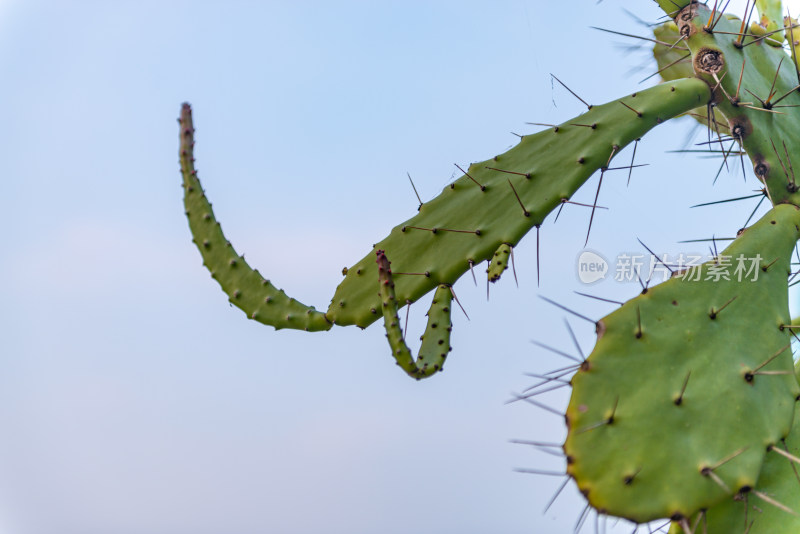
177 0 800 530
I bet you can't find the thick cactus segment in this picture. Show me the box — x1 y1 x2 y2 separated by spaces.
376 251 453 379
669 369 800 533
328 79 711 328
667 3 800 206
179 104 332 332
487 244 511 283
564 204 800 523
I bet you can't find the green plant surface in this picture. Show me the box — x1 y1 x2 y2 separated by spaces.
664 3 800 207
487 244 511 283
757 0 787 44
668 368 800 533
180 104 332 332
182 80 711 337
376 250 453 379
564 204 800 523
327 79 711 328
172 0 800 528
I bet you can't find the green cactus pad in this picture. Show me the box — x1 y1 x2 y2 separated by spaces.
487 244 511 283
655 0 693 16
653 21 731 136
669 365 800 533
564 204 800 523
755 0 785 45
179 103 332 332
328 79 711 327
376 250 453 379
653 22 697 84
666 3 800 207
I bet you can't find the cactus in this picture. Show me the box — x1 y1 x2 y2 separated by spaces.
669 362 800 533
180 80 710 377
565 204 800 524
178 0 800 530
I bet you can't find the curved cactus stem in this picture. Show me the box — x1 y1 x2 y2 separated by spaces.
179 103 332 332
329 78 711 328
786 15 800 82
376 250 453 380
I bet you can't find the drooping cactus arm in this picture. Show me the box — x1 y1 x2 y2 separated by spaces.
328 78 712 328
668 364 800 533
179 104 332 332
376 250 453 380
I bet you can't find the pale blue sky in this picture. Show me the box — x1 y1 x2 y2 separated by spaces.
0 1 795 533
